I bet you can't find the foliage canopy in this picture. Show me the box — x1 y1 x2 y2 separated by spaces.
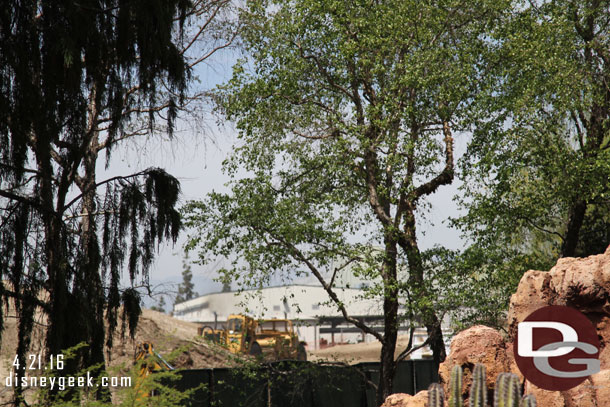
185 0 507 401
454 0 610 322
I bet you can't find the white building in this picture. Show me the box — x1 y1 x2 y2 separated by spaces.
173 284 450 357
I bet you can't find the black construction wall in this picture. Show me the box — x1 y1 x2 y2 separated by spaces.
171 360 438 407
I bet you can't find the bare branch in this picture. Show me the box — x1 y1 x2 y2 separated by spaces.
272 235 385 343
395 326 430 363
180 0 231 56
0 163 41 175
412 121 454 200
0 190 39 209
188 31 238 68
329 257 359 289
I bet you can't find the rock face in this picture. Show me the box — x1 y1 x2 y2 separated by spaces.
381 391 427 407
438 325 519 402
507 246 610 368
384 247 610 407
591 369 610 407
505 246 610 406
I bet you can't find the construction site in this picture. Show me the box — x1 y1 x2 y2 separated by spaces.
0 306 437 406
3 0 609 406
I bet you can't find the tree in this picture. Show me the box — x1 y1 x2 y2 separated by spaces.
151 295 168 313
183 0 505 402
175 254 198 304
217 267 232 292
0 0 233 402
455 0 610 318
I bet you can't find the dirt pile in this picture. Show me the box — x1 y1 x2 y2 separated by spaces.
0 306 235 403
0 307 233 372
105 308 234 370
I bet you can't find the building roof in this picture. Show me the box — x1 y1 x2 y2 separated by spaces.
172 284 382 323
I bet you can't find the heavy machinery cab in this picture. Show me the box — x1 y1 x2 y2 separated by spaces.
226 314 256 354
199 314 306 361
257 319 292 333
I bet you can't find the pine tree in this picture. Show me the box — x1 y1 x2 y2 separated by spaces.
151 296 167 314
175 255 198 304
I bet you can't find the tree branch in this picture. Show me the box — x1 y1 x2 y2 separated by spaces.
515 214 565 242
364 137 393 227
180 0 231 56
395 326 430 363
63 169 149 211
412 121 454 200
329 257 359 289
188 31 238 68
272 235 385 343
0 190 39 209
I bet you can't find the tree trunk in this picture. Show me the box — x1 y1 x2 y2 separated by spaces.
378 338 397 404
78 129 110 400
426 314 446 365
40 157 72 402
561 199 587 257
376 237 399 405
403 204 446 364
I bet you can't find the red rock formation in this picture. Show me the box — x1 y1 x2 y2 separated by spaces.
507 246 610 368
383 247 610 407
381 391 428 407
438 325 518 402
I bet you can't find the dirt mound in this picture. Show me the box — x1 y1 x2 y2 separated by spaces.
0 307 233 371
0 306 235 403
105 308 235 370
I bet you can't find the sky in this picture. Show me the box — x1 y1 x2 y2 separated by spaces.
106 130 469 310
98 42 470 310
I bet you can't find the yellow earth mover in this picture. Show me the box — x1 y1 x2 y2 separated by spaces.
199 314 307 361
133 342 174 400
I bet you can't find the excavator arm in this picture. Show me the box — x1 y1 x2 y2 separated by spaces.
133 342 174 400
